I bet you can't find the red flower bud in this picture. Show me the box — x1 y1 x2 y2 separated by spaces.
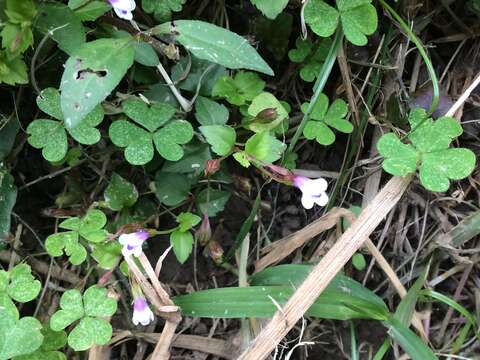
195 213 211 246
205 159 221 176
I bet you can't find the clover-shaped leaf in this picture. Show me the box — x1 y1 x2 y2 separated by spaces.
212 71 265 106
28 88 105 162
14 325 68 360
27 120 68 162
302 94 352 145
0 294 43 360
109 119 154 165
45 209 107 264
304 0 377 46
152 120 193 161
1 264 41 303
50 286 117 352
378 108 476 192
104 172 139 211
122 98 176 132
288 37 332 82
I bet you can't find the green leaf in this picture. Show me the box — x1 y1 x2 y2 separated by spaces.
91 241 122 270
27 120 67 162
288 37 313 63
245 132 286 163
35 3 86 55
67 105 104 145
154 171 191 206
0 170 17 239
123 98 176 132
67 317 112 351
302 95 352 145
195 96 229 125
59 217 81 231
352 253 366 271
161 20 273 75
377 133 419 176
253 13 292 61
251 0 289 19
196 188 231 217
199 125 236 156
4 0 37 24
233 151 251 167
1 23 33 54
162 141 211 174
384 317 437 360
83 286 117 317
152 120 193 161
37 88 63 120
40 325 68 352
338 0 378 46
304 0 339 37
104 173 138 211
134 42 159 67
0 116 19 161
212 71 265 106
73 1 111 21
45 231 86 265
0 51 28 85
170 230 193 264
394 266 429 326
50 289 84 331
109 119 154 165
246 92 289 132
60 38 135 128
176 212 201 232
7 264 41 303
78 209 107 243
0 315 43 360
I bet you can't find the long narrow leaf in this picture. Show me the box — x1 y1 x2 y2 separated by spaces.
384 317 437 360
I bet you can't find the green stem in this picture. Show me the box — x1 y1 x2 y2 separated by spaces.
379 0 439 115
285 28 344 157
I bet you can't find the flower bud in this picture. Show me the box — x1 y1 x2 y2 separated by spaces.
254 108 278 123
205 159 221 176
207 240 224 264
195 213 211 246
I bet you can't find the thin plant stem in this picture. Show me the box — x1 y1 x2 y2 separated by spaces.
379 0 439 115
285 28 344 156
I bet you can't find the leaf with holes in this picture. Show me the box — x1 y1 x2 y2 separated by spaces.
199 125 236 156
156 20 273 75
122 98 176 132
212 71 265 106
302 95 352 145
104 173 138 211
60 38 135 129
152 120 193 161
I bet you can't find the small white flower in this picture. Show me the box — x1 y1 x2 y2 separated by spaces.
108 0 136 20
293 175 329 209
132 297 154 326
119 230 149 257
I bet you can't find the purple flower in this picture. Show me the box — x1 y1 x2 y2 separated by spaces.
293 176 328 209
108 0 136 20
119 230 149 257
132 296 154 326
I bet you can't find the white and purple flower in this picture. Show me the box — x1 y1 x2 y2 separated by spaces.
119 230 149 257
293 175 329 209
132 296 154 326
108 0 136 20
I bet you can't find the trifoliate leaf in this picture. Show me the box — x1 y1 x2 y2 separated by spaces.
109 119 154 165
304 0 339 37
26 120 68 162
152 120 193 161
301 94 352 145
377 133 418 176
122 98 176 132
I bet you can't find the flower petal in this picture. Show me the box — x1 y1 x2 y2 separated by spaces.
301 194 315 209
313 192 329 207
113 6 133 20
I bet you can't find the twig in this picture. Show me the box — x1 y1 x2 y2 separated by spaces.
238 175 412 359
